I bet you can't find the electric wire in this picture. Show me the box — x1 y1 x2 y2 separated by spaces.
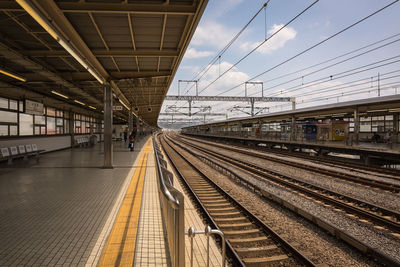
216 0 400 96
198 0 320 95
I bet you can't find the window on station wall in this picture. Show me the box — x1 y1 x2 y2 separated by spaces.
0 125 8 136
9 99 18 110
384 115 393 132
0 110 18 123
10 125 17 136
75 119 81 134
47 107 56 117
0 103 18 136
64 119 69 134
19 113 34 136
371 116 385 133
34 115 46 135
47 117 56 135
56 110 64 134
0 97 8 109
360 116 371 132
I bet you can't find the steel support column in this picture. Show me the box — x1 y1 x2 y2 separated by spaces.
128 108 133 135
291 115 296 141
103 84 113 168
69 110 74 146
353 108 360 145
393 113 399 143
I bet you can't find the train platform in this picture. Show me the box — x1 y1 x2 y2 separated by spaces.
185 133 400 165
0 135 222 266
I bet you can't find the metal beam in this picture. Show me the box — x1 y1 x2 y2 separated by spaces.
159 113 226 116
23 49 179 57
0 41 102 106
58 2 196 15
21 71 172 81
0 1 197 15
165 95 294 102
38 0 131 110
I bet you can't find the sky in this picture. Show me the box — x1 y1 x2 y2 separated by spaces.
159 0 400 125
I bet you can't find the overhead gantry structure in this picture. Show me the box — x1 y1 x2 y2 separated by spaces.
0 0 209 167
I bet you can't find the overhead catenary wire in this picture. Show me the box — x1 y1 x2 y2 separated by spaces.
180 1 271 97
199 0 320 95
169 1 271 109
256 32 400 86
257 38 400 95
211 70 400 114
266 56 400 96
216 0 400 97
206 33 400 113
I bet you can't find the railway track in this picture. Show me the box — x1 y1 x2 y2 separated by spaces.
159 135 316 266
180 135 400 193
172 135 400 236
186 133 400 178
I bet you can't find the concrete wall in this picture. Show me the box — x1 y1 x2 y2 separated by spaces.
0 135 71 152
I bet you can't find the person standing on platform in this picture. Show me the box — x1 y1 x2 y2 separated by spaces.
128 130 136 151
123 127 128 143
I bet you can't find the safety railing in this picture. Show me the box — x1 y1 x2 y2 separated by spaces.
186 226 226 267
153 136 185 267
153 135 227 266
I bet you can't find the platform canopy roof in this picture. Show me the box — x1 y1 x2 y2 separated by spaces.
0 0 208 126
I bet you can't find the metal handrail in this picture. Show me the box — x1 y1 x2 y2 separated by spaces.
186 226 226 267
152 135 184 266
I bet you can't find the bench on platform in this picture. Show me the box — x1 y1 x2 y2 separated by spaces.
75 137 90 147
1 144 45 165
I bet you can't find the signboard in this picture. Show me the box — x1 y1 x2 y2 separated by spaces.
25 99 44 115
25 145 32 153
32 144 38 151
10 146 18 155
113 106 123 111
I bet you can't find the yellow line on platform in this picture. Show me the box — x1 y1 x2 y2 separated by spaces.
98 138 152 267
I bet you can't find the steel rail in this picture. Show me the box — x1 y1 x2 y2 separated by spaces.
176 136 400 233
181 135 400 192
161 135 317 267
168 134 400 266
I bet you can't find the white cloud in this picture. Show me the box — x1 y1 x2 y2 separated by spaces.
191 21 237 48
198 61 250 95
240 24 297 55
184 48 214 59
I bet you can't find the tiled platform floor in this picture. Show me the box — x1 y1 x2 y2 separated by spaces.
134 153 169 266
0 137 148 266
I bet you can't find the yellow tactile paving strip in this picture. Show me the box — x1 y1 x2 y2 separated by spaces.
98 138 152 267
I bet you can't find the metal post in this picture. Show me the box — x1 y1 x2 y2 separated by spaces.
69 111 74 147
245 82 247 97
250 98 255 116
188 100 192 117
292 100 296 110
195 80 198 96
291 115 296 141
353 108 359 145
378 72 380 97
103 84 113 168
128 108 133 135
178 80 180 96
262 82 264 98
393 113 399 144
